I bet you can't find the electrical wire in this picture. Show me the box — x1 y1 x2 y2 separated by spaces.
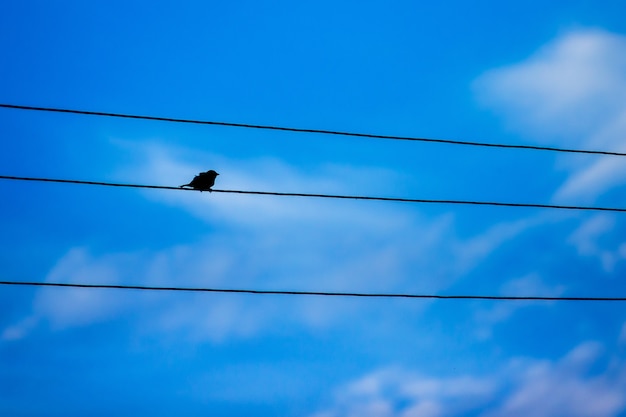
1 280 624 302
2 103 625 157
2 174 626 213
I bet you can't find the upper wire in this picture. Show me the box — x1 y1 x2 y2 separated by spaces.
2 280 625 302
2 103 626 157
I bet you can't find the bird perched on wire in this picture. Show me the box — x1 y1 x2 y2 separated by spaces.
180 170 219 192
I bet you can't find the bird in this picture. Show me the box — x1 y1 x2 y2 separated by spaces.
180 170 219 192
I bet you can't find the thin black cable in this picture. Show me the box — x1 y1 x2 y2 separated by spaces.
2 103 625 157
2 175 625 213
1 281 624 302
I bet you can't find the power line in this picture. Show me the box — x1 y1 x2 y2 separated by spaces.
2 174 625 213
1 280 624 302
2 103 625 157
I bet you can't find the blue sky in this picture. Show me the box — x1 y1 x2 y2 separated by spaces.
2 1 626 415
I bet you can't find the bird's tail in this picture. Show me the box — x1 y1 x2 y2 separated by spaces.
180 184 191 188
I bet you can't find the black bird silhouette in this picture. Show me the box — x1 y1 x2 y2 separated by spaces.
180 170 219 192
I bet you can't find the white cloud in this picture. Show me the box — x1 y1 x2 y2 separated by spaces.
1 316 38 341
313 342 626 417
554 145 626 204
113 141 544 297
485 343 623 417
111 140 408 229
3 144 544 342
568 213 626 272
11 213 534 343
569 214 615 255
475 29 626 141
473 273 566 339
474 29 626 205
312 367 495 417
451 215 547 277
34 248 139 329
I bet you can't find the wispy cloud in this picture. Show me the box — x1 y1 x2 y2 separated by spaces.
568 213 626 272
111 139 410 229
3 144 542 343
484 343 624 417
473 273 566 339
312 342 626 417
474 29 626 205
312 367 496 417
474 29 626 141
